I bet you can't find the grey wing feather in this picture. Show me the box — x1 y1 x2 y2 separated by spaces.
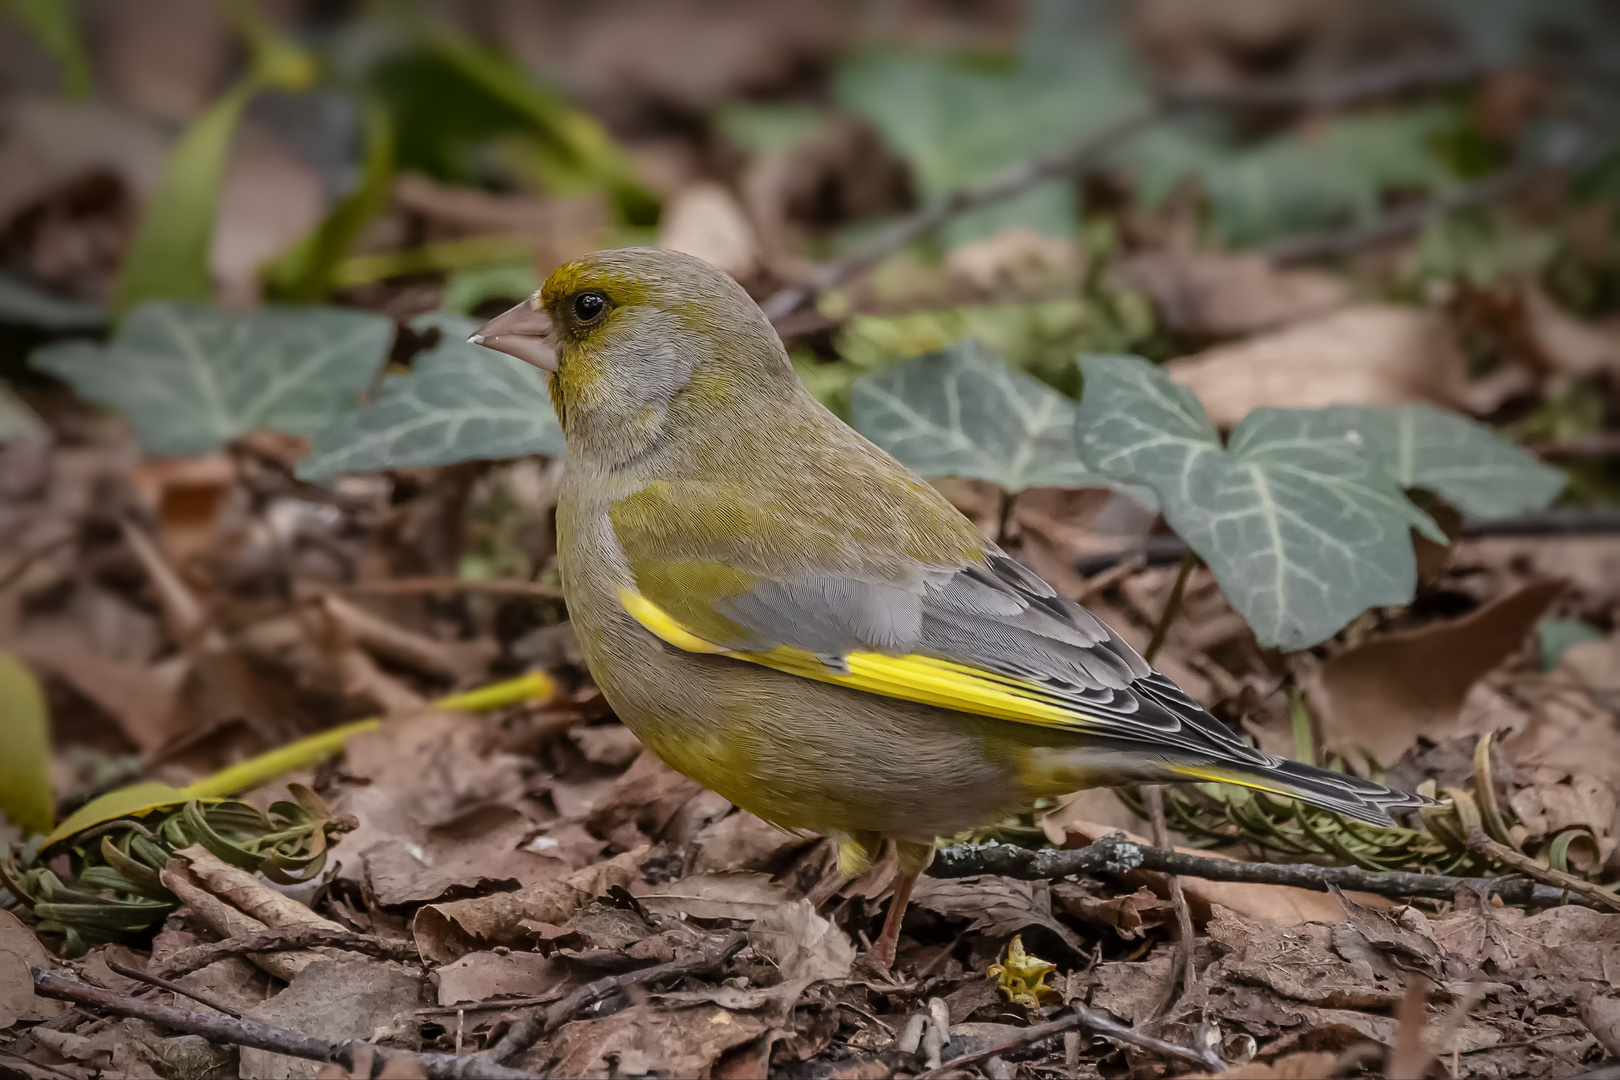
715 550 1272 767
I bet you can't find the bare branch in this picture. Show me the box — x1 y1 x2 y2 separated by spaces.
479 932 749 1069
930 832 1612 909
150 925 420 979
31 969 539 1080
915 1000 1224 1078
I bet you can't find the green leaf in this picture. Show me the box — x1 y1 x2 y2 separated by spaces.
1077 355 1441 650
299 314 563 479
834 41 1143 245
3 0 92 98
1311 404 1566 519
264 97 397 303
113 78 259 313
0 274 104 330
1130 105 1460 247
440 259 541 316
31 302 394 456
851 340 1134 496
0 651 52 835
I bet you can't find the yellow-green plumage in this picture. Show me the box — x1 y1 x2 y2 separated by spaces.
471 247 1427 966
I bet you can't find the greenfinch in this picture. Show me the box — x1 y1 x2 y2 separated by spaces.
472 248 1424 971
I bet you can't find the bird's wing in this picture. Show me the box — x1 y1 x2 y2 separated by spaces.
617 547 1274 769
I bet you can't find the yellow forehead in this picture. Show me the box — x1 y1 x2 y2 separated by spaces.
541 260 657 311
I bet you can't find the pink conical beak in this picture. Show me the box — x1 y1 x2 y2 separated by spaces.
469 296 556 371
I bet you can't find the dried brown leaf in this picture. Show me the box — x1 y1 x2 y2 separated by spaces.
413 881 583 965
632 871 794 922
748 898 856 983
1116 251 1349 337
239 958 422 1080
1309 578 1566 763
434 950 562 1008
1166 305 1470 427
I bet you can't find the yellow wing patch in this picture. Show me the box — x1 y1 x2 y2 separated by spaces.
618 586 1097 732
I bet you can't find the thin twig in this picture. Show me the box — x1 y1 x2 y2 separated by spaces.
1159 54 1487 110
914 1001 1223 1078
1144 550 1196 664
1266 129 1594 265
479 932 749 1068
930 832 1611 908
1467 829 1620 913
150 925 420 979
30 969 539 1080
103 953 243 1018
760 103 1165 323
1142 786 1196 1008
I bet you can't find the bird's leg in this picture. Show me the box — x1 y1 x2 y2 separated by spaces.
806 832 881 908
865 840 934 973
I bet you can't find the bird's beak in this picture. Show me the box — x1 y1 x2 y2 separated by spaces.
469 296 556 371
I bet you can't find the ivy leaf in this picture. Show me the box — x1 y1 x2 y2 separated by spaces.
0 650 52 835
1314 404 1566 519
851 341 1143 499
834 29 1143 246
1130 105 1459 247
1077 354 1441 650
0 275 103 330
299 314 564 479
31 302 393 456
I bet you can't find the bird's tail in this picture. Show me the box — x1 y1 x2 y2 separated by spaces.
1165 756 1431 827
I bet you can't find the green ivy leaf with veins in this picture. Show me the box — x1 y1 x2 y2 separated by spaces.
1313 404 1565 520
851 341 1150 503
1077 354 1444 651
31 302 393 457
299 314 564 480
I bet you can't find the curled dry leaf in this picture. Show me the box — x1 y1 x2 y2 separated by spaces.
1115 251 1349 338
435 950 560 1008
631 871 794 922
0 909 63 1028
1165 305 1470 427
910 875 1087 957
1578 988 1620 1060
413 880 583 965
176 845 341 931
748 898 856 983
1308 577 1567 764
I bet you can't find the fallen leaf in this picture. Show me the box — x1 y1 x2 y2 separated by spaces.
1522 285 1620 378
239 958 422 1080
657 181 759 279
1183 1051 1339 1079
1206 906 1407 1009
1090 955 1173 1024
0 909 62 1027
434 950 562 1007
911 875 1087 956
413 881 583 965
568 724 645 769
632 871 794 922
363 839 519 908
1165 305 1470 427
944 227 1083 299
585 750 704 849
1579 988 1620 1060
535 1002 777 1079
748 898 856 983
1050 883 1176 941
1115 251 1349 337
1309 578 1567 763
692 810 814 873
177 845 341 931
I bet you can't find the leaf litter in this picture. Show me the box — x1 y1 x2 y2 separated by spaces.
3 3 1620 1078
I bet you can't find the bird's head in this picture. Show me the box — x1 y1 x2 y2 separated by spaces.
471 248 799 468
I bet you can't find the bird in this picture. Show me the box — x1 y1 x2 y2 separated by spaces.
470 247 1427 972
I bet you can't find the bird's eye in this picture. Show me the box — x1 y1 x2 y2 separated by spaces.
573 291 607 323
